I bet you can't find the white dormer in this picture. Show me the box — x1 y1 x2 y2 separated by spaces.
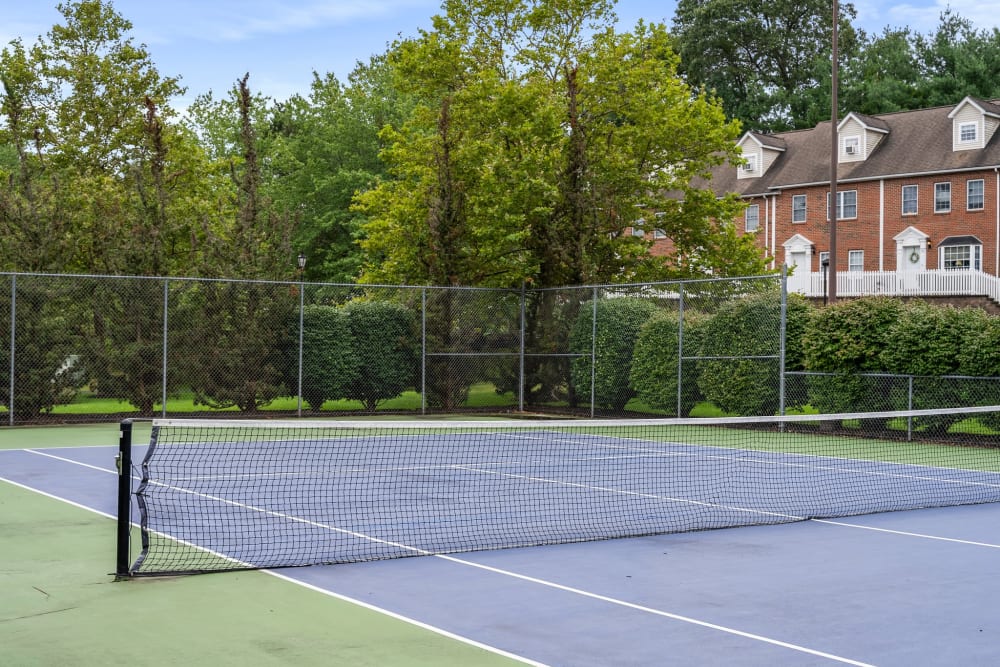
837 113 889 162
947 97 1000 151
736 132 786 180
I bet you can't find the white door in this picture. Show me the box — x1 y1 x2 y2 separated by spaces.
901 243 924 290
786 250 809 294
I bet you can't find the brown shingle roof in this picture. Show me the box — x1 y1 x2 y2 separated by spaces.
703 101 1000 197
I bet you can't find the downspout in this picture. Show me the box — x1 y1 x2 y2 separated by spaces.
879 179 885 271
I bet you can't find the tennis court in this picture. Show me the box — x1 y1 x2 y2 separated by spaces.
3 415 1000 665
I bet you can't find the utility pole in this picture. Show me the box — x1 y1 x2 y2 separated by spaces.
829 0 839 303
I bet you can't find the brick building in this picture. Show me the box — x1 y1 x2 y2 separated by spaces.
654 97 1000 300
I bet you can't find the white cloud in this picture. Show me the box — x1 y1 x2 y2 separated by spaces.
858 0 1000 35
148 0 437 42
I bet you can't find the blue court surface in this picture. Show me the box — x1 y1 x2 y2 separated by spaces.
3 440 1000 666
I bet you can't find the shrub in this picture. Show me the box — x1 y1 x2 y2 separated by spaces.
297 304 358 411
800 297 904 414
879 301 991 432
697 291 810 416
629 310 709 416
569 298 659 412
343 300 418 411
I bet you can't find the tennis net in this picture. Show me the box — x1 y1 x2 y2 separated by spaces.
116 407 1000 577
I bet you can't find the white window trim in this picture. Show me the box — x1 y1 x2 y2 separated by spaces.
942 244 982 271
792 195 807 223
843 135 861 156
901 185 918 216
743 154 758 173
934 182 951 213
827 190 858 221
959 122 978 143
967 179 985 211
745 204 760 232
848 250 864 272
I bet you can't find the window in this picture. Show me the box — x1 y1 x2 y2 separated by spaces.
902 185 918 215
818 251 830 269
959 122 978 143
792 195 807 223
934 182 951 213
631 219 645 237
943 244 981 271
826 190 858 220
968 179 985 211
743 155 757 173
843 136 860 156
848 250 864 272
653 229 666 239
745 204 760 232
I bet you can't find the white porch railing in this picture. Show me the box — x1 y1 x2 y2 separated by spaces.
798 269 1000 303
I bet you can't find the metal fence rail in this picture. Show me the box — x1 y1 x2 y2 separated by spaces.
1 272 787 424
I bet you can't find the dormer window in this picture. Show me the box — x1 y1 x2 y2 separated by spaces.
959 122 978 143
843 136 860 156
743 154 757 173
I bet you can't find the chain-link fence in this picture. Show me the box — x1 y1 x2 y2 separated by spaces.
3 271 997 425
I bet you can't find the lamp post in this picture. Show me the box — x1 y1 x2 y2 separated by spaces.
296 253 306 417
821 257 830 306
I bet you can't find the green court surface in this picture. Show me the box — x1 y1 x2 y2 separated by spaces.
0 424 522 667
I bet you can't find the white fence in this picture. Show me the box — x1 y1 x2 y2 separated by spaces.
801 269 1000 303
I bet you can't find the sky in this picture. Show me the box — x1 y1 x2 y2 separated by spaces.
3 0 1000 109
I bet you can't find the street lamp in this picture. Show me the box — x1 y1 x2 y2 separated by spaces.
296 253 306 417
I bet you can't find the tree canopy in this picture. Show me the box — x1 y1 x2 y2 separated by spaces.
3 0 997 284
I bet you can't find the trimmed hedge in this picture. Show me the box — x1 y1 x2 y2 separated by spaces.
697 292 810 416
298 304 358 411
342 300 418 411
569 298 659 412
629 310 709 416
800 297 904 414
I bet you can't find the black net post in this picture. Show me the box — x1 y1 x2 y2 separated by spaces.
115 419 133 579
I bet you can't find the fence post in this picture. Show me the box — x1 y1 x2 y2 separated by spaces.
421 288 427 416
677 283 685 417
518 283 526 413
161 279 169 418
907 375 914 440
590 287 598 418
8 274 15 426
779 266 788 416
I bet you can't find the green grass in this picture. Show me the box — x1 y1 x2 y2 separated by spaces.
4 383 518 417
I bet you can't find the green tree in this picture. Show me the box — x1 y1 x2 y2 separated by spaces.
671 0 860 132
356 0 757 288
269 60 411 284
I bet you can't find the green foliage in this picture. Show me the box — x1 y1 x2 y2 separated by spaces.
697 292 811 416
356 2 755 288
296 305 358 411
629 310 709 416
800 297 904 413
0 280 82 418
671 0 861 132
878 302 991 432
80 278 179 415
175 282 294 412
569 298 659 412
342 300 418 411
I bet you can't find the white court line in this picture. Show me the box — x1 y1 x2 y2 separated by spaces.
15 446 1000 665
812 518 1000 548
0 465 547 667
